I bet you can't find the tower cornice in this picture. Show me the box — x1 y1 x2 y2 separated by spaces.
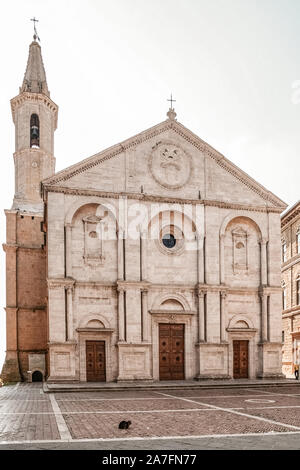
10 92 58 129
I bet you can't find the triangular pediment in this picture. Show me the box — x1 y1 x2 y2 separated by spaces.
43 118 287 210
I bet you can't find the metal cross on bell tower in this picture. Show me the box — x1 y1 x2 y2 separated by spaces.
31 17 40 42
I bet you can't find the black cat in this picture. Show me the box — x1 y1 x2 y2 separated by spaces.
118 420 132 429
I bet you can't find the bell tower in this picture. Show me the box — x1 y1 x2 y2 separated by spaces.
11 39 58 212
1 35 58 382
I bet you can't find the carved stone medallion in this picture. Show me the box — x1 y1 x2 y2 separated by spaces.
149 142 191 189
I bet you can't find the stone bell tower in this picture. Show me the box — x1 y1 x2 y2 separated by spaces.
1 36 58 382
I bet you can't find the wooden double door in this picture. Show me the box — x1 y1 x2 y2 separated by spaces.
86 340 106 382
233 340 249 378
159 324 185 380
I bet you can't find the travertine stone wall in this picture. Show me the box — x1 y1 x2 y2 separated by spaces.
45 122 285 382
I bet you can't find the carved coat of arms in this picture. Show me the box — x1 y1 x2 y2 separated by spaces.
149 142 191 189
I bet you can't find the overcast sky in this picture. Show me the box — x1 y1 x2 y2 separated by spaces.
1 0 300 369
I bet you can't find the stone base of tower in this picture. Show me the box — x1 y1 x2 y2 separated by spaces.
1 351 21 383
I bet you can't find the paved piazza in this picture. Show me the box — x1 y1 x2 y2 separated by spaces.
1 383 300 449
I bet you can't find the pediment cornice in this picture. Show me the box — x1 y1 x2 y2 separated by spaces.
42 119 287 210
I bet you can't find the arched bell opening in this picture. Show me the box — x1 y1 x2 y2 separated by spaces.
30 114 40 148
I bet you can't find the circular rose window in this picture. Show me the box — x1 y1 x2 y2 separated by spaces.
162 234 176 249
158 225 184 255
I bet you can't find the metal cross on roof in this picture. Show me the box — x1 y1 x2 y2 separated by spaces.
167 93 176 109
31 17 40 42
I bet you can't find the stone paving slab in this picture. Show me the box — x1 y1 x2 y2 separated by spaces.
190 395 300 409
169 388 268 397
0 400 53 413
54 390 164 400
2 382 300 447
57 398 207 413
244 407 300 428
63 409 292 440
0 413 60 441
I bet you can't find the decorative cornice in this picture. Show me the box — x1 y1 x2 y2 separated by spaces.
43 120 173 186
47 278 75 289
172 123 286 209
10 92 58 128
281 200 300 227
226 328 257 333
2 243 18 253
42 185 283 214
76 328 114 333
41 119 286 210
282 305 300 317
281 254 300 273
13 148 55 161
149 309 196 315
117 280 151 290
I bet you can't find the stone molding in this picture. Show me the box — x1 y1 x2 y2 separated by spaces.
43 184 284 214
281 201 300 228
227 314 255 330
281 253 300 273
13 148 55 161
76 328 114 333
149 309 196 315
47 278 75 289
42 119 286 209
2 243 18 253
151 292 191 311
117 280 150 290
10 92 58 128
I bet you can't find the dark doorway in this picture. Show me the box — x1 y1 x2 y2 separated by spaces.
32 370 43 382
159 323 185 380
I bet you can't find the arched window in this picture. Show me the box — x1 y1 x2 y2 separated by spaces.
297 229 300 254
297 276 300 305
30 114 40 148
282 240 287 263
282 282 287 310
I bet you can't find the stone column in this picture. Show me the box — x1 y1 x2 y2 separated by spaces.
197 289 205 342
260 292 268 342
66 285 74 341
197 234 204 284
118 287 125 341
65 224 72 277
220 234 225 285
117 230 124 280
220 290 227 342
260 239 268 286
141 231 147 281
141 289 149 342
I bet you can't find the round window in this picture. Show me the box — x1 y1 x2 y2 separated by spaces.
162 234 176 249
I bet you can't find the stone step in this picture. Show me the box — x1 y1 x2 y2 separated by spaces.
43 379 299 394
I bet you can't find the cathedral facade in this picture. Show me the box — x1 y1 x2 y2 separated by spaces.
1 39 287 383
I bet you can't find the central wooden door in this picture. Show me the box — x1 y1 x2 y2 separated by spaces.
86 340 106 382
159 324 184 380
233 340 249 378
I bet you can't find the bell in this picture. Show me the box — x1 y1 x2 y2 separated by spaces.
31 125 39 138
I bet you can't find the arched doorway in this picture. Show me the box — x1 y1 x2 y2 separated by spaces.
32 370 43 382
